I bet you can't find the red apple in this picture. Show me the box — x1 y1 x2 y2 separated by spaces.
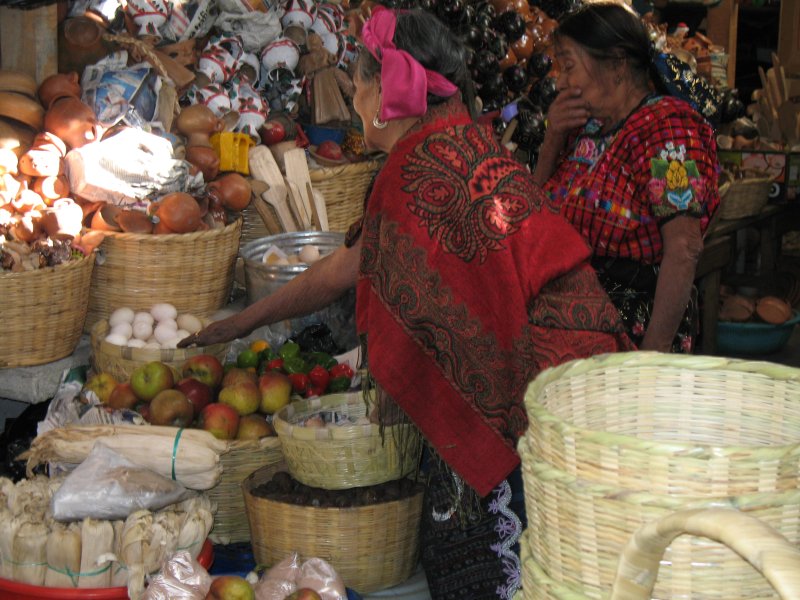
201 403 240 440
137 403 152 423
236 414 275 440
222 367 258 388
259 120 286 146
182 354 224 390
257 371 292 415
149 389 195 427
219 381 260 416
130 361 175 402
287 588 322 600
82 372 119 404
316 140 343 161
175 377 214 413
206 574 255 600
105 382 140 410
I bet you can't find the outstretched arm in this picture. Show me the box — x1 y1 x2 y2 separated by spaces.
179 238 362 347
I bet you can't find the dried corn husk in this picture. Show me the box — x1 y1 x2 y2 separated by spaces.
45 521 82 587
176 507 214 560
24 426 225 490
12 520 48 585
79 518 114 588
10 476 51 517
110 519 127 587
153 511 181 562
0 476 14 508
0 508 21 579
121 509 153 600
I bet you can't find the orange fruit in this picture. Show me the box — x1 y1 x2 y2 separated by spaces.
249 339 270 353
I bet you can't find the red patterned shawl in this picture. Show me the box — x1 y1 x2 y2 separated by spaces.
355 98 633 496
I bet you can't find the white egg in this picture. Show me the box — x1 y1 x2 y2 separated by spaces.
175 329 190 340
104 332 129 346
160 336 181 349
132 320 153 340
157 318 178 331
127 338 147 348
154 323 179 345
143 341 161 350
133 311 155 326
109 307 135 328
176 314 203 334
151 303 178 322
298 244 320 264
110 322 133 340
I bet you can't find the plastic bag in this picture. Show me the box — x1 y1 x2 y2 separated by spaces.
254 552 346 600
141 550 212 600
51 442 189 521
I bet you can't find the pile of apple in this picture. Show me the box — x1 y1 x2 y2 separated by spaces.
85 353 297 441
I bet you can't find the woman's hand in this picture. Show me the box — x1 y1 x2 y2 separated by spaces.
178 315 246 348
532 87 591 186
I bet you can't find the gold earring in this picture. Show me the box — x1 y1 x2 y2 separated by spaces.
373 112 388 129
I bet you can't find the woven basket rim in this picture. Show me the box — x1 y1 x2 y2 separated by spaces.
98 217 242 242
524 352 800 457
308 156 385 178
273 391 382 441
0 252 94 278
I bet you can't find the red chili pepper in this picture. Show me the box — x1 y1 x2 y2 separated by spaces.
287 373 310 394
308 365 330 390
265 358 284 371
329 363 354 379
305 385 325 398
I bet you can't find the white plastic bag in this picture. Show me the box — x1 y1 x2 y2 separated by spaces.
254 552 346 600
51 442 189 521
141 550 212 600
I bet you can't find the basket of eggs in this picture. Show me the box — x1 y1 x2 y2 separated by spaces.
83 186 246 332
717 293 799 355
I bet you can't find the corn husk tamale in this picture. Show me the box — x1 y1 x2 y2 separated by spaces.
45 521 82 587
79 518 114 588
0 508 21 579
12 520 48 585
153 511 181 563
121 510 153 600
0 477 14 508
177 507 214 560
109 519 127 587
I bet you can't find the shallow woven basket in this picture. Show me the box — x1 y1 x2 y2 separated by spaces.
243 462 423 594
0 254 95 368
520 352 800 600
309 157 383 233
208 436 283 544
718 175 772 220
84 218 242 332
273 392 422 490
89 320 230 382
520 508 800 600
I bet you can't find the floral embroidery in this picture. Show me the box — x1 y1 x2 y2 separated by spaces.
649 142 703 217
487 480 522 599
573 137 602 165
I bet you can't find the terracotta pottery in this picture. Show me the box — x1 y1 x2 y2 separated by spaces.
0 117 36 157
153 218 177 234
32 175 70 203
18 148 63 178
58 17 109 76
44 97 101 150
756 296 793 325
10 210 43 242
155 192 202 233
42 198 84 237
12 188 46 213
0 147 18 175
511 31 535 63
185 145 220 182
90 203 122 232
1 173 23 198
207 172 252 211
38 72 82 110
719 294 756 322
117 209 154 233
0 70 38 98
176 104 224 148
499 47 518 71
0 91 45 131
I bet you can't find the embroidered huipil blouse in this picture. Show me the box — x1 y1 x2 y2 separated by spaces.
543 95 720 265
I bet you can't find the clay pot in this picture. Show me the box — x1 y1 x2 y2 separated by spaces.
185 145 220 182
90 203 122 232
12 188 45 213
153 218 177 234
44 97 101 150
18 148 63 177
0 117 36 157
38 72 82 110
117 209 154 234
32 175 70 204
510 32 534 63
42 198 84 237
0 148 18 175
155 192 202 233
207 172 252 212
719 294 755 322
58 17 109 76
756 296 792 325
176 104 223 148
10 210 43 242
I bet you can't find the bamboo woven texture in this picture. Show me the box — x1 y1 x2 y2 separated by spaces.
208 436 283 544
0 254 95 368
309 158 383 233
718 176 771 220
243 463 423 594
520 352 800 600
89 320 230 382
273 392 422 490
84 219 242 332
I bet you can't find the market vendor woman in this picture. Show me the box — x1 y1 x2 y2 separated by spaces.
183 8 633 598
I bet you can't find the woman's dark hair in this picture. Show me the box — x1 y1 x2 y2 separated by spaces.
357 9 477 119
555 2 653 87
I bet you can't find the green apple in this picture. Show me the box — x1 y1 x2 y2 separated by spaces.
83 372 119 404
219 381 260 416
130 361 174 402
236 414 275 440
206 575 255 600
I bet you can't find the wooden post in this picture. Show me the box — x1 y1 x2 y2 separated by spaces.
706 0 738 89
0 3 58 83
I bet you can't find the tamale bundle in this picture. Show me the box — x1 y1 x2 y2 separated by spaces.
0 509 22 579
44 522 82 587
110 519 127 587
177 507 214 560
79 518 114 588
120 509 153 600
12 520 48 585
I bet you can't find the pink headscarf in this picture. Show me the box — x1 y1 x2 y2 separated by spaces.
361 7 459 121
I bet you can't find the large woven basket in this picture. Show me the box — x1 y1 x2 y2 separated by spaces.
243 462 423 594
89 321 231 384
84 218 242 332
273 392 422 490
309 157 383 233
208 436 283 544
520 508 800 599
520 352 800 600
0 254 95 368
718 172 772 220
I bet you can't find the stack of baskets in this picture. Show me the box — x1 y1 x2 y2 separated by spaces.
309 157 383 233
84 218 241 332
1 254 95 368
717 169 773 220
518 352 800 600
243 391 424 593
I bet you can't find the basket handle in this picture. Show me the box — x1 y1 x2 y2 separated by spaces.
609 508 800 600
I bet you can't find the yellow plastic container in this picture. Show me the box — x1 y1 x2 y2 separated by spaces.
210 131 254 175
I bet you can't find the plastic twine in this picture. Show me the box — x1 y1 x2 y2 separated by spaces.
171 427 185 481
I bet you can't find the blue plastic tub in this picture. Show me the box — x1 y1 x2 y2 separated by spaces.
302 122 347 146
716 310 800 355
